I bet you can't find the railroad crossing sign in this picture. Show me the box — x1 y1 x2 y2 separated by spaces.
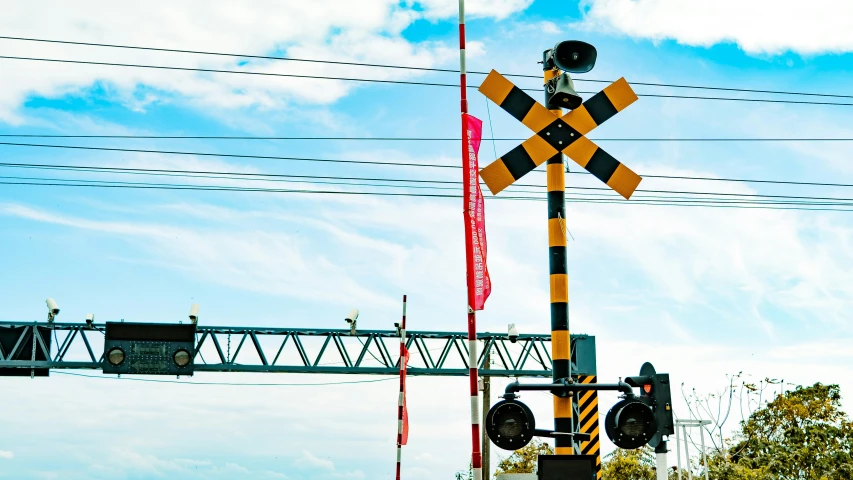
478 70 642 199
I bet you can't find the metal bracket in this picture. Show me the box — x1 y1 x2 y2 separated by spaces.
504 377 633 396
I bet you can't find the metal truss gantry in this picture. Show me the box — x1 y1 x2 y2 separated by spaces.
0 322 597 377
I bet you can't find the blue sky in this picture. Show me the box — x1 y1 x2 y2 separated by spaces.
2 0 853 478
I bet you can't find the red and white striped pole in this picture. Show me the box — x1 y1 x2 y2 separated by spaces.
459 1 483 479
395 295 408 480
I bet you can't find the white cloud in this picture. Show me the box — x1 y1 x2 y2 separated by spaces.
416 0 534 20
0 0 517 124
296 451 335 472
6 151 853 337
578 0 853 55
3 174 853 475
0 451 13 459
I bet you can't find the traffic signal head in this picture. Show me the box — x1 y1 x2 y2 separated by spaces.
485 397 536 450
605 394 657 449
549 40 597 74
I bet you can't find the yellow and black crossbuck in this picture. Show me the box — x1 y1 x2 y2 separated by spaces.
478 70 642 199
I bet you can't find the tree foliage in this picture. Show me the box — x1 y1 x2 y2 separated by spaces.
600 381 852 480
494 439 554 475
601 446 656 480
724 382 853 480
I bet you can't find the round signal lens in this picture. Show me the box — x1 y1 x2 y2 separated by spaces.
173 349 191 368
107 347 125 366
605 397 657 449
485 399 536 451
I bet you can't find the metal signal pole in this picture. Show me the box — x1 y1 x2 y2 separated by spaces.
656 441 668 480
395 295 408 480
459 1 482 479
543 65 573 456
481 349 491 480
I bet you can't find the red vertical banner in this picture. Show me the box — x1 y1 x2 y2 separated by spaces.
400 344 410 445
463 113 491 311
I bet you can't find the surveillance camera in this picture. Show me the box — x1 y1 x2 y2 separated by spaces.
508 323 519 343
345 308 359 335
85 313 94 326
45 298 60 321
189 303 200 324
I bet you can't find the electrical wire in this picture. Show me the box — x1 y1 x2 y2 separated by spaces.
5 177 853 212
2 55 852 107
52 370 398 386
5 162 853 203
0 141 460 169
6 172 845 205
2 35 851 100
2 142 853 190
4 134 853 142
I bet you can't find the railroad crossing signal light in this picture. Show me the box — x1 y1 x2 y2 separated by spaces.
604 394 657 449
608 362 675 449
625 362 675 448
484 397 536 450
103 322 196 375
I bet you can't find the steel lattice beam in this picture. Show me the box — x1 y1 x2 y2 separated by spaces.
0 322 596 377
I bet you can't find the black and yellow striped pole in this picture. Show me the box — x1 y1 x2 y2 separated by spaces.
543 66 574 456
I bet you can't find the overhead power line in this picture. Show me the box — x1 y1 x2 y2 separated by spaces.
0 140 460 169
4 176 853 212
2 141 853 189
2 55 852 107
4 134 853 143
2 35 851 101
5 162 853 203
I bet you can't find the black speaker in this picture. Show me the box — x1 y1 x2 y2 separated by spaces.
546 73 583 110
552 41 597 74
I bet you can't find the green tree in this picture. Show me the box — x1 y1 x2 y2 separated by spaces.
601 446 656 479
703 453 771 480
722 382 853 479
454 462 472 480
494 439 554 475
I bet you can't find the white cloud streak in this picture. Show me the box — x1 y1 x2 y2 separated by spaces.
578 0 853 55
0 0 506 124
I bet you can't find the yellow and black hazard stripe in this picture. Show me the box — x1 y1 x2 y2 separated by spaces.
477 70 642 199
577 375 602 478
546 96 572 455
